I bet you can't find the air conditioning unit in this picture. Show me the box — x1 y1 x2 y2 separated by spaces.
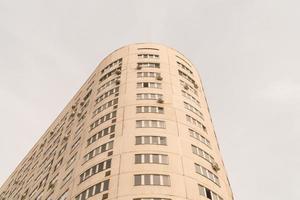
50 131 54 135
48 182 55 190
211 162 220 171
184 84 189 90
157 98 164 103
115 70 121 75
156 76 163 81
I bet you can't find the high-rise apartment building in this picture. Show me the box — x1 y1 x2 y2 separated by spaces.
0 43 233 200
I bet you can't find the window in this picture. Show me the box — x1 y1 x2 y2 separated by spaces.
80 159 112 183
198 185 223 200
90 111 117 130
177 61 193 75
195 163 220 185
182 90 200 105
87 125 115 146
136 106 164 114
184 102 203 118
83 141 114 162
138 54 159 59
178 70 196 85
189 129 210 147
135 136 167 145
137 93 163 100
101 58 122 74
99 67 121 82
137 72 161 78
58 144 67 157
71 137 81 152
93 99 118 116
137 82 161 89
62 170 73 185
136 120 166 128
180 80 198 95
66 153 77 169
54 158 63 172
135 154 168 164
186 115 206 132
137 62 160 68
97 77 120 93
95 87 119 104
191 145 214 163
134 174 170 186
75 180 109 200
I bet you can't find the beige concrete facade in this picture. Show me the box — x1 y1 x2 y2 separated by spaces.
0 43 234 200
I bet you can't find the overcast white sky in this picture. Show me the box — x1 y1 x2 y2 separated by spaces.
1 0 300 199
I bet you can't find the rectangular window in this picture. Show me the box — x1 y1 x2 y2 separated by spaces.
90 111 117 130
83 141 114 162
93 98 118 116
80 159 112 183
177 61 193 75
95 87 119 104
62 170 73 185
99 67 121 82
186 115 206 132
137 93 163 100
195 163 220 185
137 72 161 78
71 137 81 152
136 106 164 114
135 154 168 164
134 174 170 186
198 185 223 200
137 82 162 89
138 54 159 59
66 153 77 169
189 129 210 147
87 125 116 146
180 80 198 96
97 77 120 94
135 136 167 145
101 58 122 74
178 70 196 85
184 102 203 119
137 62 160 69
75 180 110 200
191 145 214 163
136 120 166 129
